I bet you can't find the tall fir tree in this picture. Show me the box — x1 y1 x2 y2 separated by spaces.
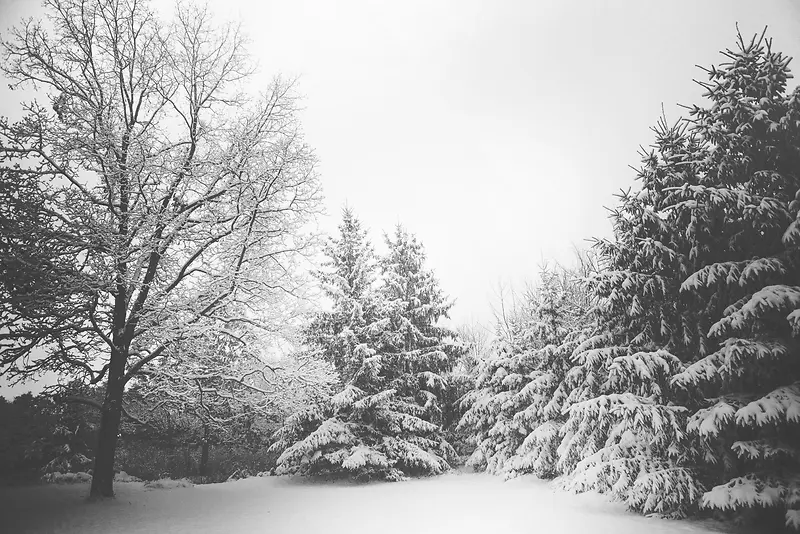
443 322 490 459
303 207 379 383
668 31 800 529
504 260 597 481
375 225 458 415
270 222 459 480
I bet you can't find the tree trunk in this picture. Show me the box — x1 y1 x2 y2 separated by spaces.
89 350 127 498
199 425 210 477
184 446 193 476
199 441 210 477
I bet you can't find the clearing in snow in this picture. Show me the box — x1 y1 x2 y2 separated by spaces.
0 472 772 534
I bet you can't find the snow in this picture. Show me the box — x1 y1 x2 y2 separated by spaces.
41 471 94 484
735 383 800 427
687 400 737 437
341 445 390 471
1 472 751 534
709 285 800 337
702 475 784 510
330 385 365 409
277 418 356 467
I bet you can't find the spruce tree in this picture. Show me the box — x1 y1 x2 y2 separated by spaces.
458 261 594 478
543 30 800 525
270 223 459 480
457 282 550 474
375 225 458 427
668 32 800 529
303 207 379 383
505 261 597 480
458 338 534 474
442 322 490 459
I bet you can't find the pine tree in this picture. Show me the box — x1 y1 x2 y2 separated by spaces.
270 224 459 481
375 225 458 426
667 31 800 529
505 261 597 480
542 30 800 525
303 207 379 383
457 282 548 474
458 338 534 474
444 322 491 459
458 261 594 478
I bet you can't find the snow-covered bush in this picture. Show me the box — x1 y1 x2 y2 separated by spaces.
144 478 193 489
114 471 142 483
40 443 93 475
41 471 93 484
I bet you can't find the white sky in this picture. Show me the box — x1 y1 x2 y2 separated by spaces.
2 0 800 396
201 0 800 326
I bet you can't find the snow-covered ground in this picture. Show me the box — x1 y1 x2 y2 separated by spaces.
0 471 766 534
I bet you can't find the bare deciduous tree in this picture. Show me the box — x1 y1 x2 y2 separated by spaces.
0 0 321 497
490 248 599 346
453 320 491 373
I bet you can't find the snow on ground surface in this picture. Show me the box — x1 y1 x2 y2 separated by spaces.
0 471 777 534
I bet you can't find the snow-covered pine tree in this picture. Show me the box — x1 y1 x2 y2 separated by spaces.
668 31 800 530
555 31 800 524
458 336 535 474
504 259 597 480
270 224 459 481
458 260 594 477
442 321 490 459
457 282 551 474
303 207 380 383
366 225 460 469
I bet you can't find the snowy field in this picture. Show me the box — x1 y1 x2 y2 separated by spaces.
0 471 769 534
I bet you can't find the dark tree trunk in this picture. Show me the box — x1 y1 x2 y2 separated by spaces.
199 426 210 477
184 446 193 476
199 441 210 477
89 125 135 498
89 349 127 498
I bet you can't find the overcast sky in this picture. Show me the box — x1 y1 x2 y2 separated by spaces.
204 0 800 326
2 0 800 396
